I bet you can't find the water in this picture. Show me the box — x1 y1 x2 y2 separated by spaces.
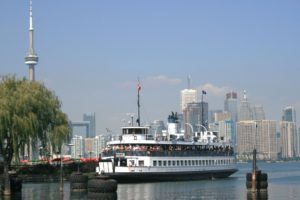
2 162 300 200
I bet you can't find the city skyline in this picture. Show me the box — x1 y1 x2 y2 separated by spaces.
1 1 300 134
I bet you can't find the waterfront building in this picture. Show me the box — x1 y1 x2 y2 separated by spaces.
282 106 299 157
238 90 253 121
94 135 109 158
236 121 255 159
224 92 238 122
236 120 278 160
280 121 296 159
258 120 278 160
71 135 84 159
253 105 266 120
84 138 94 158
83 112 96 138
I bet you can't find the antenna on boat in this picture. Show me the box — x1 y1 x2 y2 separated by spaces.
136 79 141 126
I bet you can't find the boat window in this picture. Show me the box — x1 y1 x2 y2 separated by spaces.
120 159 127 167
181 160 183 166
172 161 176 166
188 160 191 166
153 160 157 166
163 161 167 166
129 160 135 166
138 160 144 166
205 160 208 166
185 160 187 166
177 160 180 166
192 160 195 166
195 160 198 165
168 161 171 166
158 161 162 166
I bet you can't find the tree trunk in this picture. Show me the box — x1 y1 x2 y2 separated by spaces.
2 160 11 196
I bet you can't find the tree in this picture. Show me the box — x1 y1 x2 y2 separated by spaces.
0 75 71 195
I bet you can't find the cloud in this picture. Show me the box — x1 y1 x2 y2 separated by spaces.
198 83 232 97
116 75 181 89
144 75 181 87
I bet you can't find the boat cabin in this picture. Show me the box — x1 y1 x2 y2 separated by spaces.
120 126 152 141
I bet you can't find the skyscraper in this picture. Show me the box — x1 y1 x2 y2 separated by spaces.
180 89 197 111
282 106 296 123
83 112 96 138
25 0 38 81
71 135 84 159
253 105 266 120
238 90 253 121
282 106 299 157
236 121 256 159
280 121 295 158
236 120 278 160
224 92 238 122
183 102 208 139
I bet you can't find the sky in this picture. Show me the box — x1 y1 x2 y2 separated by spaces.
1 0 300 134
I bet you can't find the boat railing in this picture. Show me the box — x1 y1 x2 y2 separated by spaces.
102 150 234 158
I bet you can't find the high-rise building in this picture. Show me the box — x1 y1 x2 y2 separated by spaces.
280 121 295 159
94 135 109 158
71 135 84 159
282 106 297 122
180 89 197 111
214 112 231 122
209 110 223 123
84 138 94 158
282 106 299 157
224 92 238 122
25 0 38 81
83 112 96 138
236 121 256 159
238 90 253 121
253 105 266 120
183 102 208 139
218 120 234 143
258 120 277 160
70 121 90 138
236 120 278 160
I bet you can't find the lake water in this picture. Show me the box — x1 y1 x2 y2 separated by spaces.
2 162 300 200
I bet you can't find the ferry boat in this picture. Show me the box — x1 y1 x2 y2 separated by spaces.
96 85 237 182
97 116 237 182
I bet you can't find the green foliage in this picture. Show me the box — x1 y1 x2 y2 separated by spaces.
0 75 71 165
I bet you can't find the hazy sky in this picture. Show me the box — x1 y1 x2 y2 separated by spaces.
1 0 300 134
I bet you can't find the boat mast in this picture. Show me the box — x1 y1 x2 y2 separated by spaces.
137 80 141 126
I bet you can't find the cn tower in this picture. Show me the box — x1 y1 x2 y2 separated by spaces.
25 0 38 81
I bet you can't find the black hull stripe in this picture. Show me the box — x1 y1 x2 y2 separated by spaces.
102 169 238 183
